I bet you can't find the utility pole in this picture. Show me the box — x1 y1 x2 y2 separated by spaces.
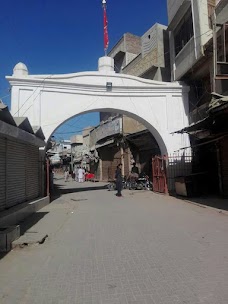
212 10 217 93
71 144 73 172
121 116 124 176
120 145 124 176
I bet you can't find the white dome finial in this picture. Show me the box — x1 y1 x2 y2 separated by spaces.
98 56 114 72
13 62 28 76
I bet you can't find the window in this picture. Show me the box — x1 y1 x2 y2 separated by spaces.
174 10 194 56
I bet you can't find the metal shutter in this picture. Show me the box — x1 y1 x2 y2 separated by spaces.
0 137 6 210
6 140 26 208
26 145 39 200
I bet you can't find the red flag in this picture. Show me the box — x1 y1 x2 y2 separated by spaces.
103 5 109 52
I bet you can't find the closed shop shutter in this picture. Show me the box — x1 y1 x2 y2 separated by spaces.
26 145 40 200
220 138 228 197
98 148 111 181
99 146 120 181
0 137 6 210
102 160 111 181
6 140 26 208
109 148 121 180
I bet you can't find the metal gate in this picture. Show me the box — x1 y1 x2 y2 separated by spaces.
152 155 168 194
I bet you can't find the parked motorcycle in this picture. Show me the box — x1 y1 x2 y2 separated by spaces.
128 173 153 191
137 173 153 191
107 176 127 191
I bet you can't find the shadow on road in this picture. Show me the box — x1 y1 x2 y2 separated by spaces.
0 252 7 260
51 180 108 202
171 194 228 212
0 212 49 260
19 212 49 235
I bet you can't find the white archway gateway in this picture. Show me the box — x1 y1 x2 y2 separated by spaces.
7 57 190 155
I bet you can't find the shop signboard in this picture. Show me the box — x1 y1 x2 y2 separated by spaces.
96 118 122 142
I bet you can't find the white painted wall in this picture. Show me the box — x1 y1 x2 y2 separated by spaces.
7 57 190 156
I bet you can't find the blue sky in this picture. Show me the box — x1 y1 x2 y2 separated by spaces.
0 0 168 139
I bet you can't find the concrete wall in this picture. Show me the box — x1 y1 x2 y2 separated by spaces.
122 50 156 76
215 0 228 25
108 37 125 59
124 33 141 55
168 0 213 80
122 24 170 81
108 33 141 71
167 0 186 24
142 23 168 66
123 116 146 135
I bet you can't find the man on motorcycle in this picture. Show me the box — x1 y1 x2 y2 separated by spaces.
130 163 139 181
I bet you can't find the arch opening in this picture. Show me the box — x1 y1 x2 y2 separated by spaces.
47 108 168 156
47 108 165 182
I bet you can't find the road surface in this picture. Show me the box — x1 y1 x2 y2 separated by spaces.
0 176 228 304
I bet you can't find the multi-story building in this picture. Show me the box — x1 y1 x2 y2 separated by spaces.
167 0 228 196
95 23 170 181
89 115 160 181
121 23 170 81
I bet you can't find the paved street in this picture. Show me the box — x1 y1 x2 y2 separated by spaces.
0 177 228 304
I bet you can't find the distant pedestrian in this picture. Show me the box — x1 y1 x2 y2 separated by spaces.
64 168 69 182
71 170 75 181
74 166 79 182
82 167 86 182
115 164 123 197
78 167 84 183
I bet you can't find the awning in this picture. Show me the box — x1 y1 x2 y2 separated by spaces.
0 103 17 126
173 116 212 134
95 139 115 149
14 117 34 135
208 93 228 114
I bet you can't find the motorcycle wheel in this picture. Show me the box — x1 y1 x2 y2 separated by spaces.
108 182 116 191
146 182 153 191
136 184 143 190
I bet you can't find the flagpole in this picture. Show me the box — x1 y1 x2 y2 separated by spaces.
102 0 109 56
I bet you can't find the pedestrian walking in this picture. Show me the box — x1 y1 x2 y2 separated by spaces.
115 163 123 197
64 168 69 182
82 167 86 182
71 170 75 181
78 166 84 183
